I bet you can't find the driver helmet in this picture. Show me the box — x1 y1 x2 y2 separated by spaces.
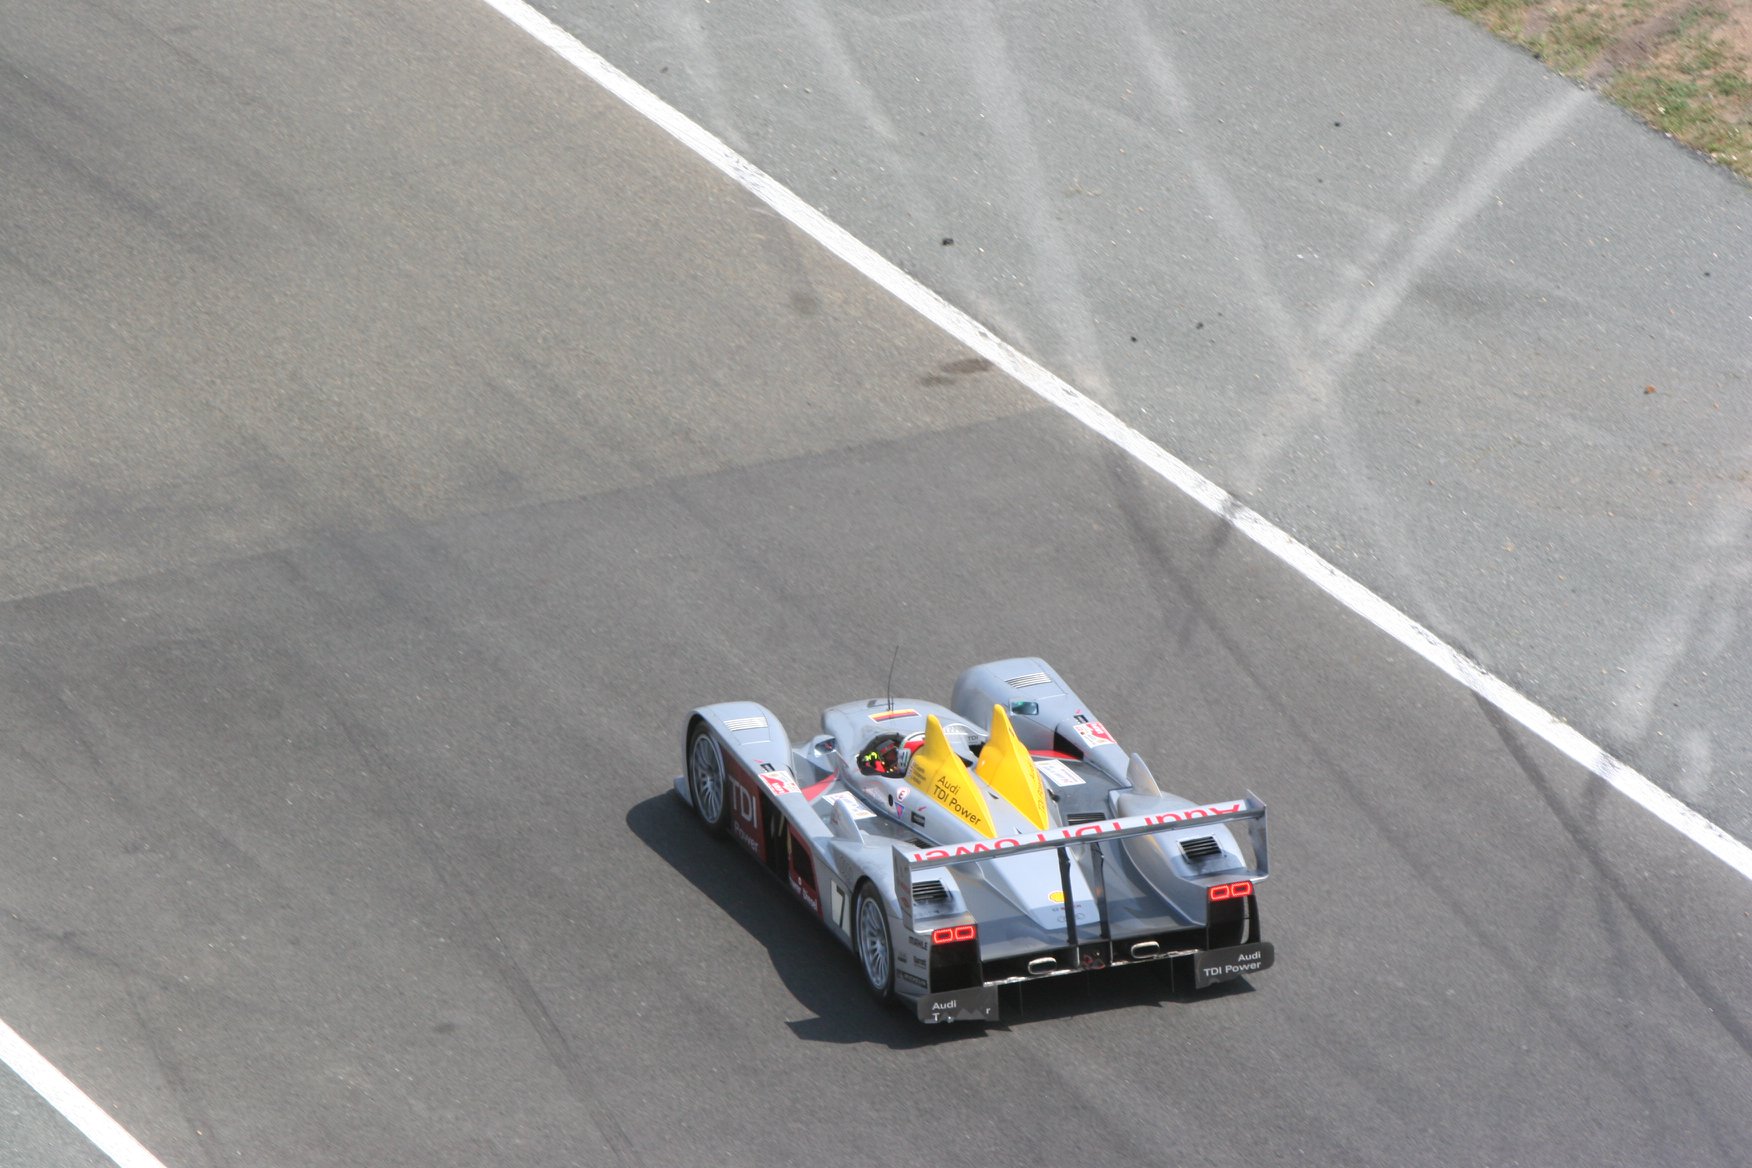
860 737 903 774
862 733 923 775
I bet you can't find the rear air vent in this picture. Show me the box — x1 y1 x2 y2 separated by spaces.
1006 671 1051 689
1066 812 1108 826
1180 836 1222 861
723 716 767 732
911 880 950 904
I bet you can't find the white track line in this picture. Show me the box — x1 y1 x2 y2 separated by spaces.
0 1017 168 1168
477 0 1752 884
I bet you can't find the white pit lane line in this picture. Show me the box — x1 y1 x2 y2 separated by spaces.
480 0 1752 883
0 1018 168 1168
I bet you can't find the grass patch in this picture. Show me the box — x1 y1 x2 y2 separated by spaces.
1437 0 1752 182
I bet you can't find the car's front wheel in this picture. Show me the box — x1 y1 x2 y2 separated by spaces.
686 723 731 836
854 884 894 1002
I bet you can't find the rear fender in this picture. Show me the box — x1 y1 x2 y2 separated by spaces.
1112 790 1269 924
950 658 1129 777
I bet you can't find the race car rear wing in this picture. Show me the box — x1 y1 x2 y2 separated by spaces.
890 794 1269 935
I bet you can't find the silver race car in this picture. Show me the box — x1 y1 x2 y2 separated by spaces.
677 658 1274 1023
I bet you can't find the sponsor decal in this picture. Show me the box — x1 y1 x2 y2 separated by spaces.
1045 900 1098 924
894 785 911 817
898 970 928 987
761 768 799 796
1048 890 1065 904
907 801 1248 863
930 774 988 832
823 792 876 819
906 932 929 950
1194 943 1274 987
1073 720 1116 749
912 955 927 968
917 988 999 1022
730 774 760 820
1036 759 1084 788
790 873 820 913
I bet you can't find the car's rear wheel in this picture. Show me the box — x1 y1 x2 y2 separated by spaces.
687 724 731 836
854 884 894 1002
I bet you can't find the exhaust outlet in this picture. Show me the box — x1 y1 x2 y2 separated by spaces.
1026 956 1058 976
1129 940 1161 960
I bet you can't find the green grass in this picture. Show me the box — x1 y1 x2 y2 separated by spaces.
1536 6 1618 71
1436 0 1752 182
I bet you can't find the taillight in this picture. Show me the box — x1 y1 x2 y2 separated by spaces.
931 924 978 944
1207 880 1253 902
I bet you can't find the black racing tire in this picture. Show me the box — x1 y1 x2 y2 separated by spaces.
686 723 732 836
854 883 895 1003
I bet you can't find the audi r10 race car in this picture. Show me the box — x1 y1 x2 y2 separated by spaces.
677 658 1274 1023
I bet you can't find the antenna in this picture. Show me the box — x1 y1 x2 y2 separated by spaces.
886 642 901 713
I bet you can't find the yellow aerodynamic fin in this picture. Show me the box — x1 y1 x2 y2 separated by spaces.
907 715 995 838
975 704 1052 830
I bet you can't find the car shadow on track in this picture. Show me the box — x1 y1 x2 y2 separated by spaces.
626 793 953 1048
626 793 1256 1045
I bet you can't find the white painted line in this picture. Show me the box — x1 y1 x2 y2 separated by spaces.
0 1017 169 1168
476 0 1752 884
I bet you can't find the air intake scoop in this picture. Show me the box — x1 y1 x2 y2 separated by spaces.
906 715 995 838
975 704 1051 830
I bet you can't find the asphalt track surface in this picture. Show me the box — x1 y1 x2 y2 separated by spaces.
1 1 1749 1166
545 0 1752 839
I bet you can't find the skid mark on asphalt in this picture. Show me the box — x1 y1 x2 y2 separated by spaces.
1097 475 1692 1141
1477 697 1750 1161
1609 481 1752 801
652 0 749 156
124 981 226 1168
958 0 1115 396
1119 0 1589 640
1317 70 1505 341
787 0 1037 340
1324 88 1589 368
328 702 636 1166
9 651 274 892
477 0 1752 885
1117 0 1460 631
1612 499 1750 739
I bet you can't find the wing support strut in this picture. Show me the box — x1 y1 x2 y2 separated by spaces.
1056 845 1079 965
1055 842 1113 970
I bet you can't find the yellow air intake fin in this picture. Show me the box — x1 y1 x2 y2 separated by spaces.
907 715 995 838
976 704 1051 831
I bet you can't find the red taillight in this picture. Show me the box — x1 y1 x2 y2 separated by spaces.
931 924 978 944
1207 880 1254 902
